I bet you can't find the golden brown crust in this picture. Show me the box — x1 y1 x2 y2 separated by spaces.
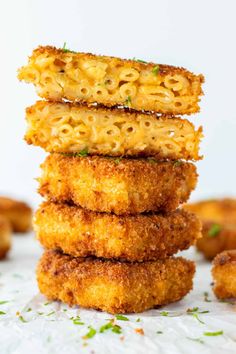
25 100 203 160
0 197 32 233
18 46 204 115
196 221 236 260
37 250 195 313
35 201 201 261
0 215 11 259
212 250 236 299
184 199 236 260
39 154 198 215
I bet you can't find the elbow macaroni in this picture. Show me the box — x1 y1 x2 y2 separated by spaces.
18 46 204 114
25 101 203 160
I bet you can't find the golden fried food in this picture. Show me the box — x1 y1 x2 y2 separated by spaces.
39 154 197 215
18 46 204 115
0 197 32 233
35 202 201 261
185 198 236 260
0 215 11 259
212 250 236 299
37 250 195 314
25 101 202 160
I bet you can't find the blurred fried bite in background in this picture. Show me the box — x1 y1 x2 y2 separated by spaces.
184 198 236 260
0 196 32 233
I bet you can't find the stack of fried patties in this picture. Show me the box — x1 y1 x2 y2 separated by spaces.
18 46 204 314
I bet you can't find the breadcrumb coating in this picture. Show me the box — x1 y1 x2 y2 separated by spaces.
25 101 202 160
35 201 201 261
0 197 32 233
39 154 198 215
37 250 195 314
212 250 236 299
18 46 204 115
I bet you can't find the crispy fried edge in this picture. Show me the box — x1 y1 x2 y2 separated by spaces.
212 250 236 299
39 154 198 215
0 215 11 259
37 250 195 313
25 101 203 160
35 201 201 261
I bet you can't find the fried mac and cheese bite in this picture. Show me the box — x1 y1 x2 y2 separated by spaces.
0 215 11 259
39 154 197 215
0 197 32 233
212 250 236 300
37 250 195 314
34 202 201 261
18 46 204 115
185 198 236 260
25 101 202 160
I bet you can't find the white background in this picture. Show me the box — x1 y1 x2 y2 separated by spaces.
0 0 236 208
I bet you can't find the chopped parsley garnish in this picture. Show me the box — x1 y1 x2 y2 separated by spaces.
19 315 27 323
160 311 169 316
152 65 159 76
125 96 132 106
44 302 51 306
204 330 223 337
37 312 44 315
157 331 163 334
208 224 221 237
136 318 141 322
46 311 55 316
0 301 9 305
203 291 212 303
187 307 209 324
72 316 84 325
62 42 77 54
77 147 89 157
173 160 183 167
83 326 96 339
100 321 122 334
114 157 122 165
26 308 32 312
132 57 147 63
115 314 129 321
187 337 204 344
0 311 6 315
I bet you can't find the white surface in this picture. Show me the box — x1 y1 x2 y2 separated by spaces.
0 235 236 354
0 0 236 206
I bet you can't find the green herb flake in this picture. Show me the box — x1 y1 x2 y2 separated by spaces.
203 291 212 303
136 318 141 322
83 326 96 339
63 309 67 312
152 65 159 76
0 301 9 305
173 160 183 167
62 42 77 54
100 322 113 333
46 311 55 317
157 331 163 334
44 302 51 306
19 315 27 323
77 147 89 157
160 311 169 317
37 312 44 315
112 324 122 334
26 308 32 312
187 307 209 324
114 157 122 165
125 96 132 106
204 330 223 337
132 57 147 64
73 319 84 325
208 224 221 237
187 337 204 344
115 314 129 321
0 311 6 315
